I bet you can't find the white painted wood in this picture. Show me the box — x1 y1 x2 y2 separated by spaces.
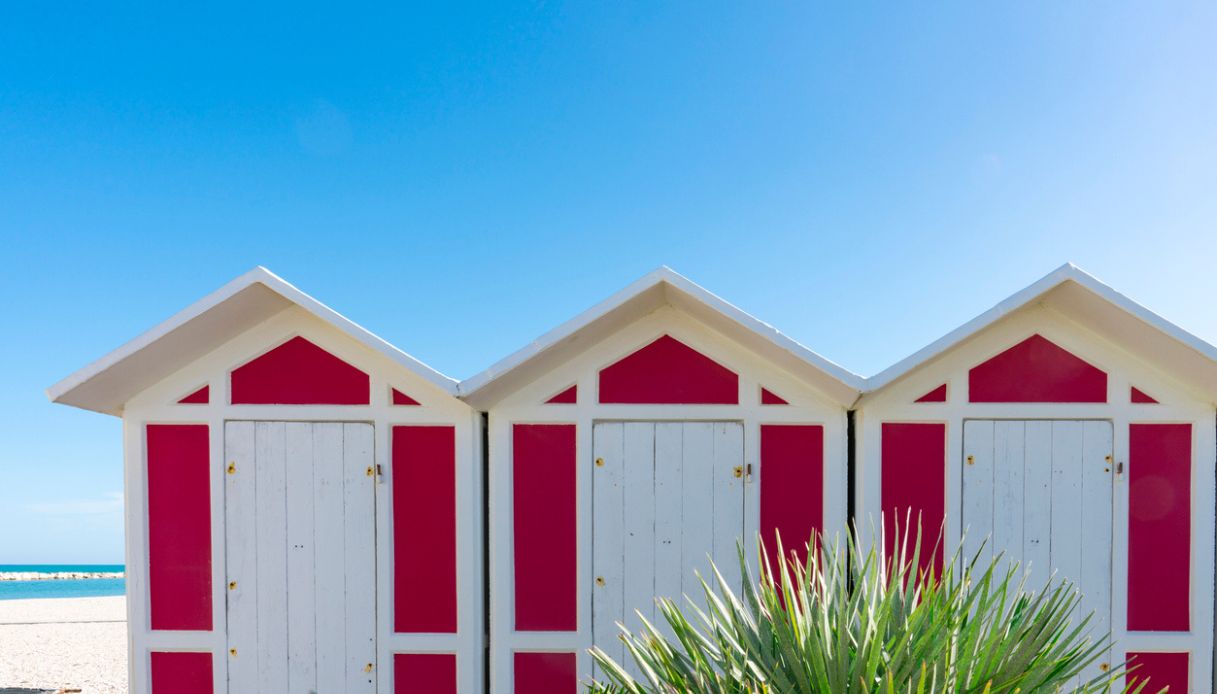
225 421 377 694
255 422 289 693
592 422 625 678
991 421 1024 575
652 423 684 642
681 422 716 600
342 423 377 693
1079 421 1113 667
712 422 745 595
285 422 317 693
960 419 1114 684
1022 421 1053 592
592 420 745 680
224 422 258 692
1049 422 1085 592
313 423 347 694
622 422 656 632
961 420 994 571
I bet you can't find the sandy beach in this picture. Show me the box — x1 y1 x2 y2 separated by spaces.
0 596 126 694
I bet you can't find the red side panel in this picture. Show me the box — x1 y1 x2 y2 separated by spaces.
968 334 1106 403
881 423 946 577
915 384 947 403
1127 652 1189 693
1131 386 1159 404
760 388 789 405
230 336 370 404
598 335 738 404
545 385 578 404
514 652 577 694
394 653 457 694
513 424 577 631
393 426 457 633
178 385 209 404
1128 423 1191 631
146 424 212 631
392 388 421 406
150 651 213 694
760 425 824 570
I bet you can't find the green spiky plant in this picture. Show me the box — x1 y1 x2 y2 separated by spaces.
589 522 1156 693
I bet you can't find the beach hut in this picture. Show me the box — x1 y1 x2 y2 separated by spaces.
47 268 484 694
854 264 1217 693
460 268 862 692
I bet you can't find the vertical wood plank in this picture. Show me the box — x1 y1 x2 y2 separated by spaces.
712 423 745 594
313 423 346 693
961 420 994 571
681 423 715 599
1022 421 1053 592
343 423 377 692
1079 421 1113 672
285 422 317 693
622 423 656 635
255 421 289 693
991 421 1025 572
224 422 258 693
652 423 684 641
591 422 625 677
1049 422 1084 590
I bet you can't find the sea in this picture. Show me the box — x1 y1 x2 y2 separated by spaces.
0 564 126 600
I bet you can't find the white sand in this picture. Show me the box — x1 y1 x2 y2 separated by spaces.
0 596 127 694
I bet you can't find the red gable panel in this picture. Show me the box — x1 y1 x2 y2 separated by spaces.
968 334 1106 403
1131 386 1159 404
392 388 421 406
760 387 789 405
599 335 738 404
231 336 370 405
915 384 947 403
177 385 209 404
545 385 578 404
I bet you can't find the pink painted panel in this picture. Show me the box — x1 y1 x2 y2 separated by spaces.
1127 651 1189 693
146 424 212 631
513 424 577 631
760 425 824 570
393 426 457 633
1131 386 1159 404
915 384 947 403
392 388 421 406
394 653 457 693
1128 423 1191 631
598 335 738 404
177 385 209 404
545 384 578 404
514 652 577 693
150 651 213 694
230 336 370 404
881 423 946 578
968 334 1106 403
760 387 789 405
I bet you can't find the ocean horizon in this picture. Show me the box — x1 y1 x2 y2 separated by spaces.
0 564 126 601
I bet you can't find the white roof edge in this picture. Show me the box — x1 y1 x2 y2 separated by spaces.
46 266 457 404
457 266 865 399
863 262 1217 393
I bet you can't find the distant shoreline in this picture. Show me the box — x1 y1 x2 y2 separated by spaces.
0 572 125 581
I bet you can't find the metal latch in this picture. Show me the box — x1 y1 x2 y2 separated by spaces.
733 465 744 478
227 462 236 475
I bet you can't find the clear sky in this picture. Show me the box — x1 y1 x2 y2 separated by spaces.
1 3 1215 562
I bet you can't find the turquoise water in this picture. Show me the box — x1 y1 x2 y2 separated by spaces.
0 564 126 601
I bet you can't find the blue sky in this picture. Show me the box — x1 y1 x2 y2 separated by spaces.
2 3 1215 562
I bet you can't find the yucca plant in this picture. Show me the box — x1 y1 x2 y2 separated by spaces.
589 523 1156 693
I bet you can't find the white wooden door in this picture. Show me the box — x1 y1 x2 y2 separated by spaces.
962 420 1113 673
592 421 745 677
225 422 377 694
